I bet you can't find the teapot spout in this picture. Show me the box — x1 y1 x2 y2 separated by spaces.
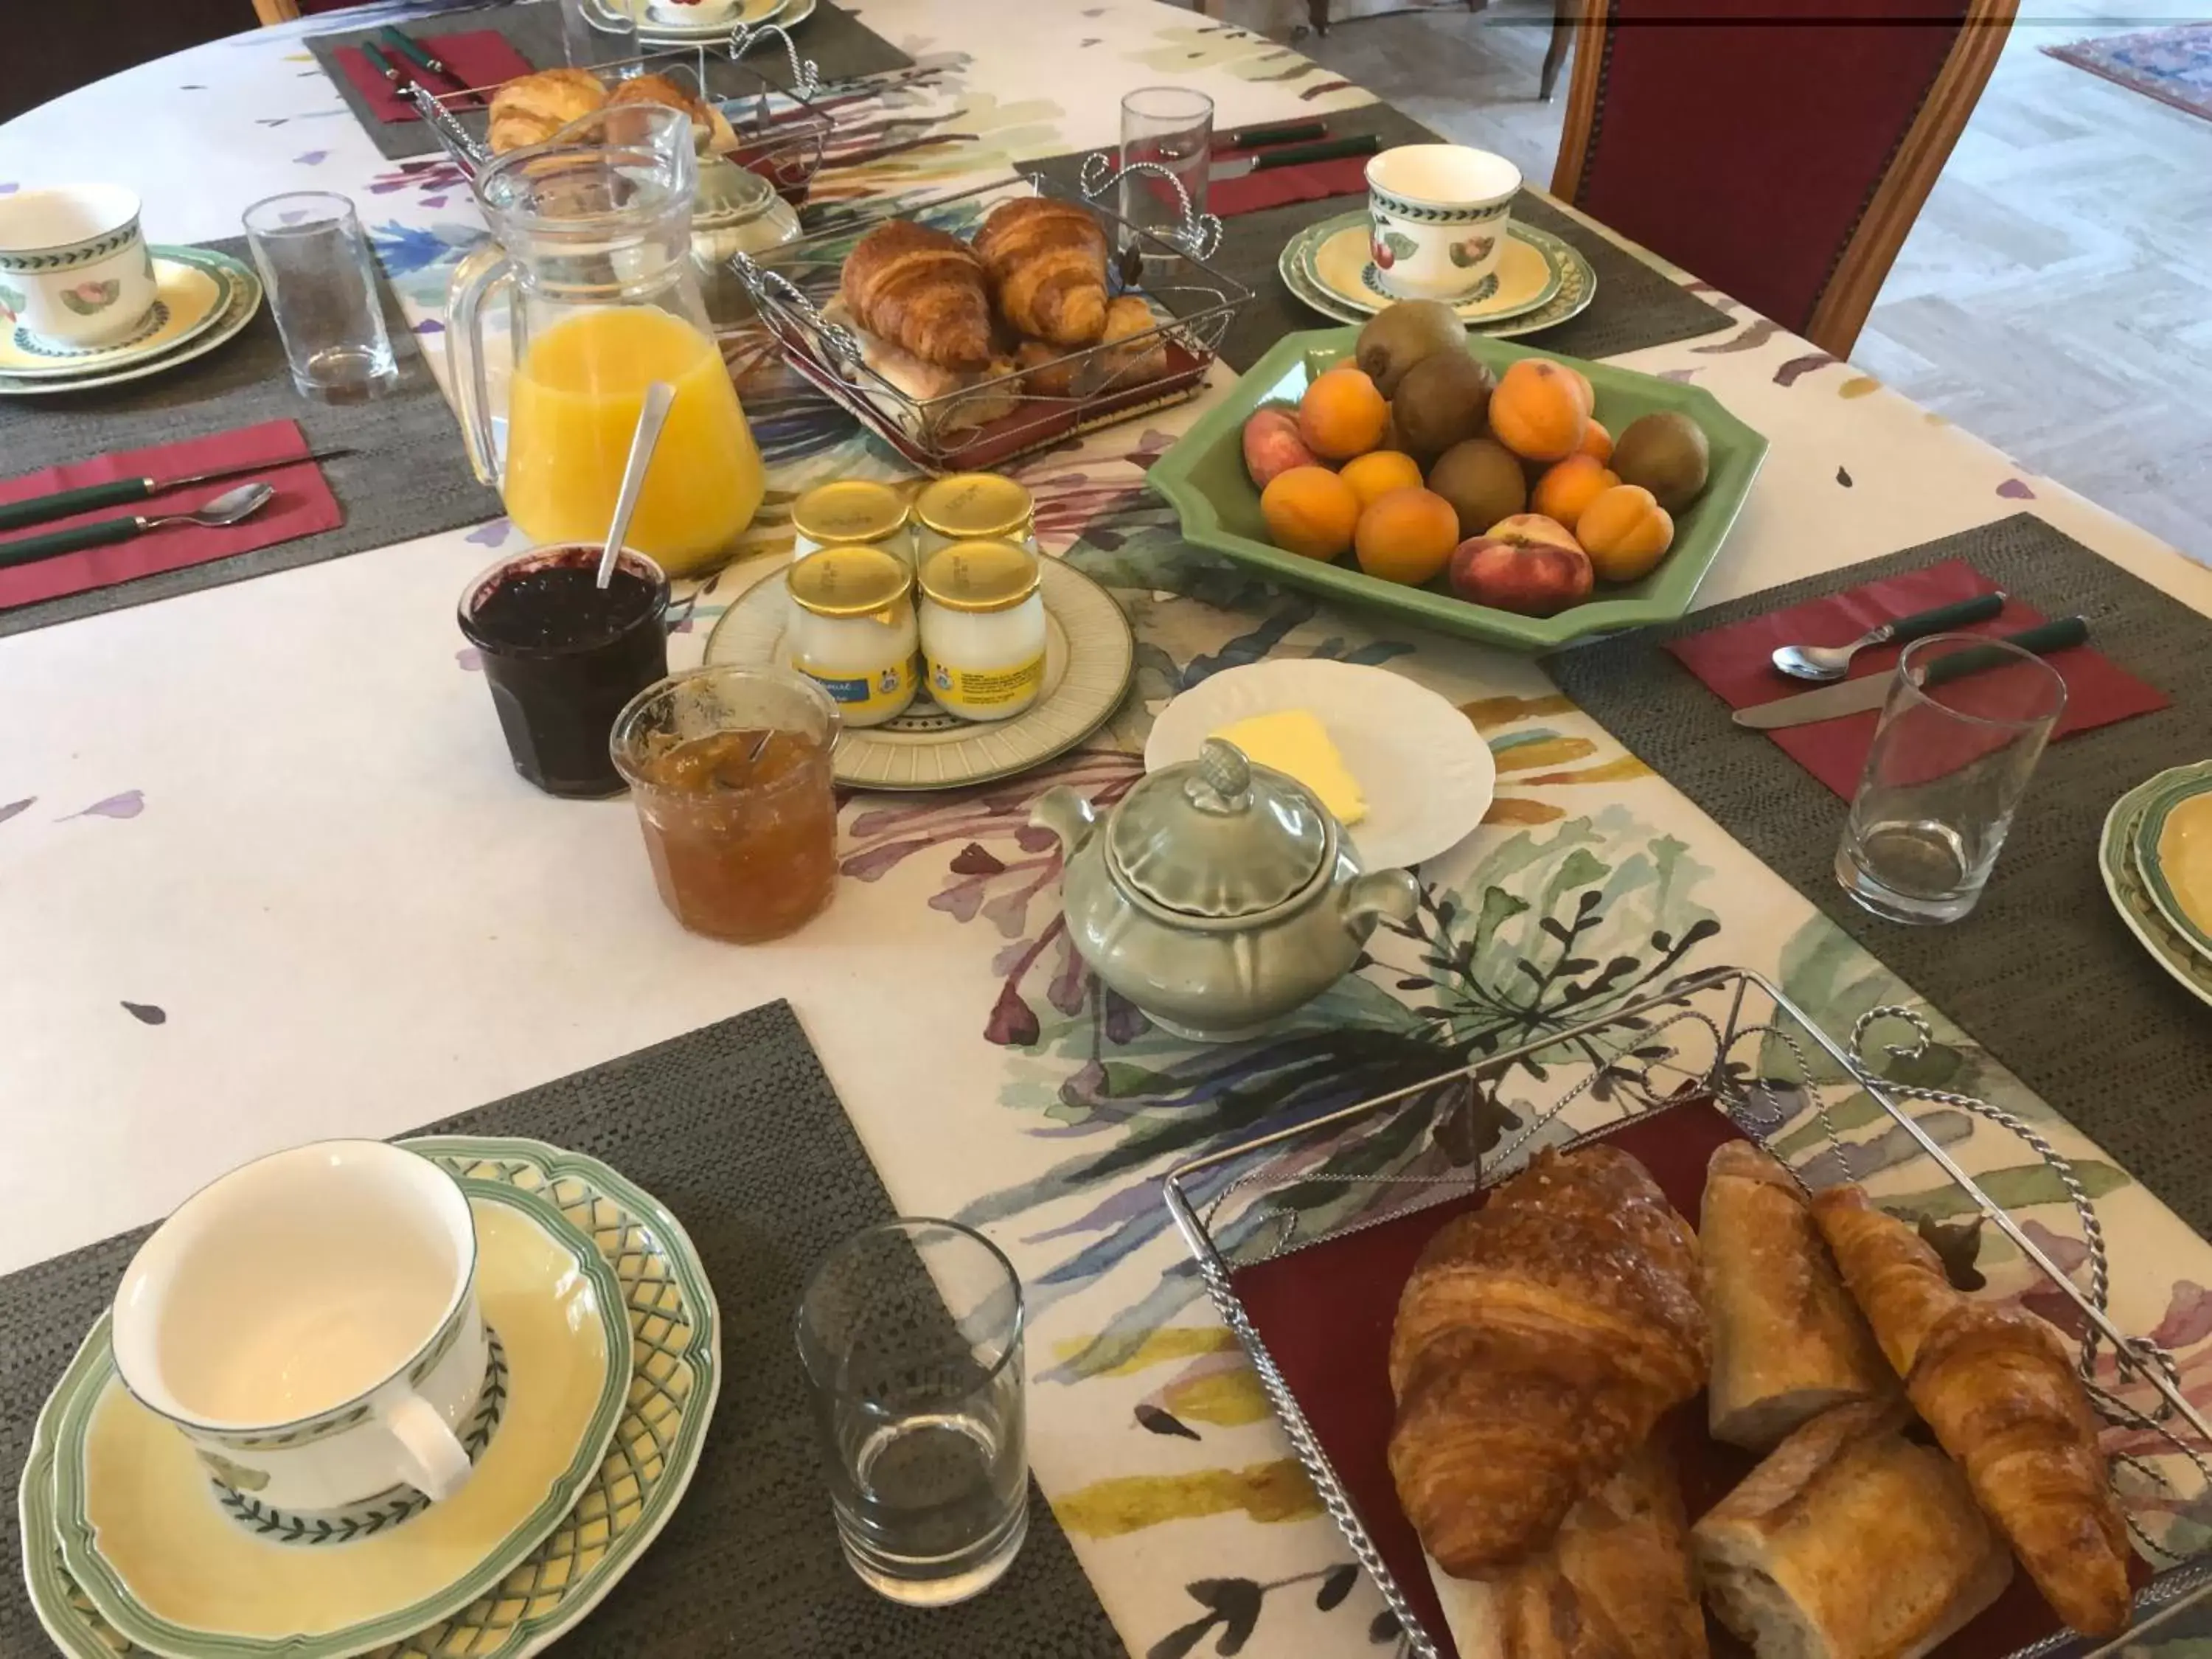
1029 787 1100 855
1343 868 1419 939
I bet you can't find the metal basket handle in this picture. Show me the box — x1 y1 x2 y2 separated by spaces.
1077 151 1223 262
727 251 865 372
402 81 491 175
726 21 820 100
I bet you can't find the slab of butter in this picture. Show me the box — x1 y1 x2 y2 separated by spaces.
1211 709 1367 827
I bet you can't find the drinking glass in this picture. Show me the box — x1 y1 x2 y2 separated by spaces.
561 0 640 72
796 1219 1028 1607
1118 86 1214 262
241 192 398 403
1834 633 2067 925
610 665 840 943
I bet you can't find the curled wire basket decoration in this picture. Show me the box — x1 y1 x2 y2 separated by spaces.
402 37 832 197
727 166 1251 473
1163 966 2212 1659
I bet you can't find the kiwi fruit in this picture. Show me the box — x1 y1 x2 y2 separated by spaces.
1610 411 1711 513
1427 438 1527 540
1354 300 1467 399
1391 352 1494 465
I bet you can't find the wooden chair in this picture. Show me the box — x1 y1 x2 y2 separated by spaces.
1550 0 2016 357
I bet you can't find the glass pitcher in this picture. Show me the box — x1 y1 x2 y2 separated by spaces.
448 107 765 580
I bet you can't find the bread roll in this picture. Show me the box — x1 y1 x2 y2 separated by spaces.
1693 1401 2012 1659
1437 1442 1708 1659
1703 1141 1893 1450
487 68 608 156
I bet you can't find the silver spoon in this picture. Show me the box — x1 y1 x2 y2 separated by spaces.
1770 591 2008 682
0 481 276 574
596 381 675 590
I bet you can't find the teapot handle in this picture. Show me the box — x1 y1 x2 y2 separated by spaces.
445 243 515 491
1344 869 1419 938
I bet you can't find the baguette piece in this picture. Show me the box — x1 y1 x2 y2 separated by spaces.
1703 1142 1893 1450
1437 1442 1708 1659
1694 1401 2011 1659
839 222 995 372
1388 1147 1709 1576
487 67 608 156
1811 1186 2132 1638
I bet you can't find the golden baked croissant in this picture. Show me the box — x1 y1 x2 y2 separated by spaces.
1703 1142 1893 1450
1016 296 1170 399
607 73 740 154
1439 1442 1708 1659
1811 1185 2132 1637
840 222 995 372
1388 1147 1709 1576
487 68 608 156
974 198 1110 348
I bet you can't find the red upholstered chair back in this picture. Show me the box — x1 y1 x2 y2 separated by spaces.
1551 0 2015 356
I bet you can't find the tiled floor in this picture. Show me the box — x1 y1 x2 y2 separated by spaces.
1279 0 2212 564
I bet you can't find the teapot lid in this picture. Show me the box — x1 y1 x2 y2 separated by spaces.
1107 740 1330 919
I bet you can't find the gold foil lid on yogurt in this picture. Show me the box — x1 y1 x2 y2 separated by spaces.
917 540 1042 614
914 473 1032 542
790 479 911 546
788 544 913 619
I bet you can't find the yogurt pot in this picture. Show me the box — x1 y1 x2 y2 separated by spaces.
786 543 919 728
917 540 1047 723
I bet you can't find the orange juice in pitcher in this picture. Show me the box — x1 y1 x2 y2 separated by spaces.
447 108 764 577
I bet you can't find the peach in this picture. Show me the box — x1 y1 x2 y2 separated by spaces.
1447 515 1592 616
1242 407 1321 490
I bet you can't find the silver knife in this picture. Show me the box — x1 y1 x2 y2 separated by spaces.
1733 617 2089 728
1208 134 1380 181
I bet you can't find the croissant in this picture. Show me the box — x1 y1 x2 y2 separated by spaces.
1388 1147 1709 1576
1811 1186 2132 1637
607 72 740 154
1703 1142 1893 1450
839 222 995 372
974 198 1110 347
487 68 608 156
1439 1442 1708 1659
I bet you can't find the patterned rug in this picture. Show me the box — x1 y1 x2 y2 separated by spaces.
2046 22 2212 123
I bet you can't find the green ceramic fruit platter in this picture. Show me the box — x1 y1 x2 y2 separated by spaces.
1146 327 1767 653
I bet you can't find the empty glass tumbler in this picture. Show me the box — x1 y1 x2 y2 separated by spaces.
1118 86 1214 260
1834 633 2067 925
241 192 397 403
796 1219 1028 1607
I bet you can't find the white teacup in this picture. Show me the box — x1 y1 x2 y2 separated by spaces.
0 184 161 351
111 1140 489 1514
1365 145 1522 306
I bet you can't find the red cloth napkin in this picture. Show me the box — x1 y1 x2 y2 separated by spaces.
330 32 534 123
1209 150 1371 218
1230 1097 2145 1659
1666 558 2171 799
0 420 343 611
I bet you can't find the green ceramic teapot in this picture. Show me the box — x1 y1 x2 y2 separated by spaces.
1030 738 1420 1042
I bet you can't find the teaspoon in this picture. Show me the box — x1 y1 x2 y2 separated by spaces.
0 481 277 574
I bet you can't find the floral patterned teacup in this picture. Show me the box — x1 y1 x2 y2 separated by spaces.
0 184 160 350
1365 145 1522 306
109 1139 490 1515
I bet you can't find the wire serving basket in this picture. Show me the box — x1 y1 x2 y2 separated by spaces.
727 167 1253 473
401 24 833 197
1163 966 2212 1659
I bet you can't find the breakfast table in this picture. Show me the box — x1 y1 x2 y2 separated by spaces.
7 1 2212 1655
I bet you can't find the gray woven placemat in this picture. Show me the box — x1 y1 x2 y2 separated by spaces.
306 0 915 161
0 235 499 639
1023 101 1733 375
0 1001 1125 1658
1548 512 2212 1237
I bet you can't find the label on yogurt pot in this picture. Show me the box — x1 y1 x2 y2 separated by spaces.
927 653 1045 714
793 653 917 719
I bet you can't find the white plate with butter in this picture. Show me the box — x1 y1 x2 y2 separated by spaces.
1144 659 1495 870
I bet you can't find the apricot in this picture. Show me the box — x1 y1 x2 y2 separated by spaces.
1261 465 1363 560
1578 418 1613 463
1242 406 1320 490
1577 483 1674 582
1354 487 1460 585
1530 455 1621 532
1297 366 1391 462
1340 450 1425 511
1558 363 1596 416
1486 358 1589 463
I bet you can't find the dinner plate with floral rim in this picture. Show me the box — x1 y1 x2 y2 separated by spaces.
0 248 260 398
636 0 815 44
2100 765 2212 1009
0 249 235 378
2127 762 2212 964
21 1136 721 1659
37 1165 630 1659
1281 216 1596 341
